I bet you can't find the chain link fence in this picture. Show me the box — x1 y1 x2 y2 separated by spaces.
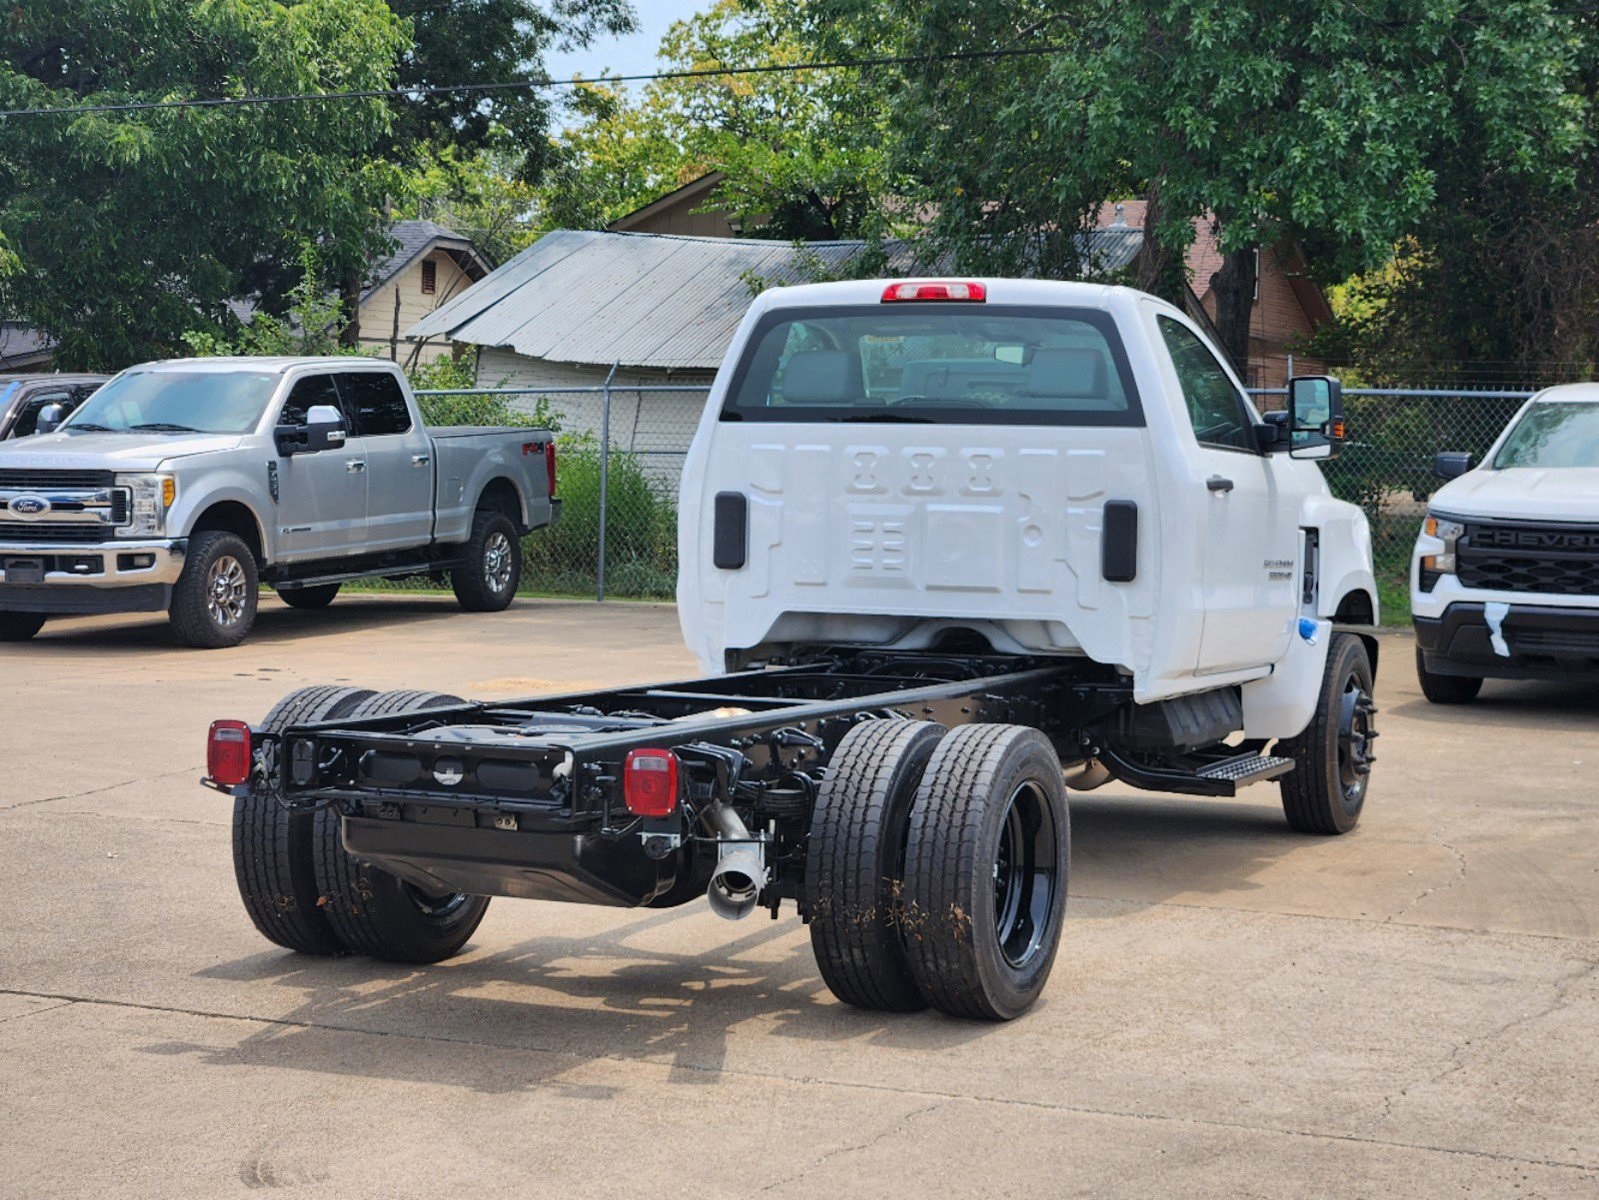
413 381 707 600
404 381 1535 614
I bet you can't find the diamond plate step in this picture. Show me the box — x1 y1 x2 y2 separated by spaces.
1195 754 1295 787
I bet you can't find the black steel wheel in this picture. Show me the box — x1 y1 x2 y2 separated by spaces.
899 724 1070 1021
1278 633 1378 834
451 509 520 612
1414 646 1482 705
278 583 341 610
805 719 947 1012
232 684 376 955
0 612 46 641
312 689 490 963
170 530 258 648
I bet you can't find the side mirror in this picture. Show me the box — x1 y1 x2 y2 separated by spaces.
275 404 348 456
34 402 67 434
1287 375 1345 461
1433 451 1474 480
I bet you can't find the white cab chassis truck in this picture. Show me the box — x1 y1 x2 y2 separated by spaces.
209 280 1379 1021
1411 382 1599 702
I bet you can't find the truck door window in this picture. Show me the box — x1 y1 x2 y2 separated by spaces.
1157 316 1256 452
13 390 70 437
280 374 343 428
722 305 1142 426
336 372 412 436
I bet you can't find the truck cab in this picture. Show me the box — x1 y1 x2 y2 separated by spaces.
679 278 1377 728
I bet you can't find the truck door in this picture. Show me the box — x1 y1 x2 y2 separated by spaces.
274 373 367 562
337 370 434 553
1156 315 1297 674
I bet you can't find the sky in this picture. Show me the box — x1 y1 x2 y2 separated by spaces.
542 0 708 88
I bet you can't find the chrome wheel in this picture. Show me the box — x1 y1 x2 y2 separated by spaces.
206 555 250 627
482 531 514 593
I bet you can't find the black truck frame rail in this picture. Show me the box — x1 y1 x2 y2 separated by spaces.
230 650 1287 917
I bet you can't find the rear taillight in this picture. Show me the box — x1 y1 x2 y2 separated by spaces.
545 441 557 498
623 748 678 817
208 720 252 786
881 280 987 303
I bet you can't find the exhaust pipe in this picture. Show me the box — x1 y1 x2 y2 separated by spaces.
702 800 767 921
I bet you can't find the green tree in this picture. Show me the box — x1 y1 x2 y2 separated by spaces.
0 0 409 369
539 0 890 241
826 1 1587 376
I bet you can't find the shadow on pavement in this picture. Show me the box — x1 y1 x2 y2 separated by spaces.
166 904 999 1094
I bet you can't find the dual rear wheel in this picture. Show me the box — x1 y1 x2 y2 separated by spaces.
806 720 1070 1022
232 686 488 963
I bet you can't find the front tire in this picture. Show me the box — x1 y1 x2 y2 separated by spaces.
1415 646 1482 704
899 725 1070 1021
0 612 46 641
233 685 376 955
451 510 520 612
1278 633 1378 834
313 690 489 963
278 583 340 610
170 530 258 648
806 719 946 1013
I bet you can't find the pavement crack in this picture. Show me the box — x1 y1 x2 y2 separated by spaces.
1371 958 1598 1128
758 1101 946 1192
2 987 1594 1175
4 765 204 812
0 998 77 1025
1385 842 1468 924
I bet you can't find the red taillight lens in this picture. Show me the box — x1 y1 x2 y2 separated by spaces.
623 748 678 817
881 280 987 303
545 441 557 498
208 720 252 786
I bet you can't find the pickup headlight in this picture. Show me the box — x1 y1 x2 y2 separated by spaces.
1418 513 1465 591
115 473 176 538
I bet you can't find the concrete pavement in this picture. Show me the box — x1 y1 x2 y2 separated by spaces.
1 596 1595 1197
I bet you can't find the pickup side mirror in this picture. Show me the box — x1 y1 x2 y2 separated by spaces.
1433 450 1474 480
1286 375 1345 461
34 402 67 435
275 404 348 457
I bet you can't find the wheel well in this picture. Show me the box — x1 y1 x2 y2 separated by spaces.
476 477 524 528
191 501 264 564
1332 589 1379 679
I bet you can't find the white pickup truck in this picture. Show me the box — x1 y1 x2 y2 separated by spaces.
208 279 1379 1022
0 357 557 647
1411 382 1599 701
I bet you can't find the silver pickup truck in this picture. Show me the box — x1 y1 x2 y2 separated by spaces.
0 357 557 647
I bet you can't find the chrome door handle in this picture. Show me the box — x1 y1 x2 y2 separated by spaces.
346 460 367 473
412 454 431 466
1207 476 1234 493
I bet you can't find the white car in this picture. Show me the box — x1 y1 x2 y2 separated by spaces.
1411 382 1599 702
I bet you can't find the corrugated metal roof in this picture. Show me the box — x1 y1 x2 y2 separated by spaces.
408 228 1147 370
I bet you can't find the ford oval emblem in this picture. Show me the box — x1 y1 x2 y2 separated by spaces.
7 494 50 519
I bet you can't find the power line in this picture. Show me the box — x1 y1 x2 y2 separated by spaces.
0 45 1066 120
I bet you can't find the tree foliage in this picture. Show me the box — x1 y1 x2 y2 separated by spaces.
538 0 890 240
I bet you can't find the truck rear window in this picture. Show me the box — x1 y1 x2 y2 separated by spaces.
721 305 1142 426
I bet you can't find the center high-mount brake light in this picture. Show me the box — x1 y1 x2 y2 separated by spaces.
881 281 987 303
207 720 252 787
623 748 679 817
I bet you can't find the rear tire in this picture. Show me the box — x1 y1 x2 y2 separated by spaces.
899 725 1070 1021
170 530 258 648
1415 646 1482 704
451 510 520 612
278 583 340 610
232 685 376 955
0 612 46 641
806 719 946 1013
313 690 489 963
1278 633 1377 834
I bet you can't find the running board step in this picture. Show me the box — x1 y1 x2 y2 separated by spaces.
1099 747 1297 797
1195 754 1295 789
